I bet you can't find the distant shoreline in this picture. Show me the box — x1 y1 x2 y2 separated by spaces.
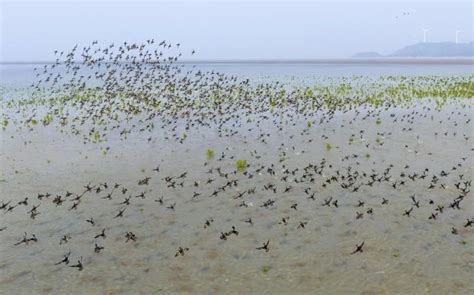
1 58 473 65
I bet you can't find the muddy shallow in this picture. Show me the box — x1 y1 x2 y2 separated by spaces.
1 70 473 294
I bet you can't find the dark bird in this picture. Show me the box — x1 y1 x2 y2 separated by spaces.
70 258 83 271
94 229 106 239
60 235 71 245
298 221 307 229
86 217 95 226
175 246 189 257
204 218 214 228
94 244 104 253
403 207 413 217
351 241 365 254
256 240 270 252
125 232 136 242
244 218 253 225
55 250 71 265
114 208 126 218
464 219 473 227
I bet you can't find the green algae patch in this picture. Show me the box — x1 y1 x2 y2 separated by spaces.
325 143 332 151
235 159 247 172
206 149 215 160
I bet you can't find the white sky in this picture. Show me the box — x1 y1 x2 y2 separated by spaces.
1 0 472 61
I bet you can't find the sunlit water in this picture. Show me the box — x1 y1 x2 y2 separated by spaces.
1 64 473 294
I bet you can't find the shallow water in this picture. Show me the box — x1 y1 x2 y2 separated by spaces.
1 63 473 87
1 65 473 294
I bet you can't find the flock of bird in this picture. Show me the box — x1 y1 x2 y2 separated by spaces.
1 40 472 286
7 39 466 146
1 144 472 272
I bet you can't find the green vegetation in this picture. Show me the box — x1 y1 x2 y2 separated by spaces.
1 118 8 129
325 143 332 151
2 74 473 143
206 149 215 160
93 131 101 142
41 114 54 126
235 159 247 172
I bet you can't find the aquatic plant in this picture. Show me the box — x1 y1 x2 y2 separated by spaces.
93 131 101 142
325 143 332 151
1 118 8 129
261 265 270 274
206 149 215 160
235 159 247 172
41 114 54 126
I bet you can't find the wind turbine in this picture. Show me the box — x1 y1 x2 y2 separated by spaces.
455 30 461 43
422 28 430 43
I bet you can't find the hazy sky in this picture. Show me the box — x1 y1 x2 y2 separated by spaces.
1 0 472 61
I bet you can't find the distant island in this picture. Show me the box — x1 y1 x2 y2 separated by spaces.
353 41 474 58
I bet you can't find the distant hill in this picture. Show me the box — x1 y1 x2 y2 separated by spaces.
353 41 474 58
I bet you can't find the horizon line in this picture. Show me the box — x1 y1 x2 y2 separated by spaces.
1 58 473 65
